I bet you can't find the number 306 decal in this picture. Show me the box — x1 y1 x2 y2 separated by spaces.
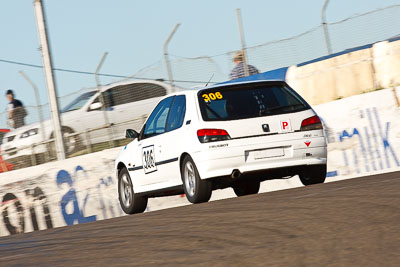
142 145 157 174
202 91 223 102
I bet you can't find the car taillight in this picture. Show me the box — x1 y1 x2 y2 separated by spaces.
300 115 323 131
197 129 231 143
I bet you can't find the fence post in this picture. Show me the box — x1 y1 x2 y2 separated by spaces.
94 52 114 148
33 0 66 160
19 71 50 162
85 129 92 154
236 8 249 77
163 23 181 92
30 144 37 166
321 0 332 55
393 88 400 107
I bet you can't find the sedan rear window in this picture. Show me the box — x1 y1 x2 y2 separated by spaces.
198 82 310 121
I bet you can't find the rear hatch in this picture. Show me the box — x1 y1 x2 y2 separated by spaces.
196 81 322 140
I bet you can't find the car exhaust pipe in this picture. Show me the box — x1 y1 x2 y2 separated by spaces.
231 169 241 179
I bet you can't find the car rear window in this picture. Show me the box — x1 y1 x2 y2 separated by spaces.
198 82 310 121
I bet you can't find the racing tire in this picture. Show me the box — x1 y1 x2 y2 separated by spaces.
118 168 148 214
49 127 81 157
233 180 260 197
299 164 326 186
181 155 212 204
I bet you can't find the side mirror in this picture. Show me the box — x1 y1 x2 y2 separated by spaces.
89 102 103 111
125 129 139 139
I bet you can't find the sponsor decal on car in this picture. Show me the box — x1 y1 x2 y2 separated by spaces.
209 143 228 149
142 145 157 174
280 120 292 132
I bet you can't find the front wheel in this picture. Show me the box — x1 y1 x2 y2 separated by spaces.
181 155 212 204
299 164 326 186
233 180 260 197
118 168 148 214
49 127 80 157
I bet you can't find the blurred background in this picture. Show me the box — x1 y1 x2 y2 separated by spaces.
0 0 399 169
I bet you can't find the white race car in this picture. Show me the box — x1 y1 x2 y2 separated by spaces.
115 80 327 214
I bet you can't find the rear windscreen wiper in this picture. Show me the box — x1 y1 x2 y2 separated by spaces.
266 104 306 113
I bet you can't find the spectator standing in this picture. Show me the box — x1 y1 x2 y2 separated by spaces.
6 89 26 129
229 51 259 80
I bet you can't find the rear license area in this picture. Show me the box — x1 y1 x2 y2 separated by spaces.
245 146 287 161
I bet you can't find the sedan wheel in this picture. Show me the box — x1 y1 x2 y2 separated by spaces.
63 130 78 154
49 127 80 157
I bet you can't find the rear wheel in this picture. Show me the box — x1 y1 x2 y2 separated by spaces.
118 168 148 214
299 164 326 186
181 155 212 204
233 180 260 197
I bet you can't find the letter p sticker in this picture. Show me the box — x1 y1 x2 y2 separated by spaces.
280 120 292 132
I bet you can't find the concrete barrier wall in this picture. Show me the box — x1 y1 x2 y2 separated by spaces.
0 87 399 237
374 40 400 88
315 86 400 178
0 148 124 236
287 39 400 105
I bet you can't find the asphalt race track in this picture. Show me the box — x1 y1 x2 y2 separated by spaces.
0 172 399 266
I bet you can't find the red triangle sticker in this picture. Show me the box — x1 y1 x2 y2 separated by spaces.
305 141 311 147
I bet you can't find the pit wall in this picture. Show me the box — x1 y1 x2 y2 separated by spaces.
286 39 400 105
228 39 400 106
314 86 400 177
287 47 374 104
0 148 123 237
0 87 399 237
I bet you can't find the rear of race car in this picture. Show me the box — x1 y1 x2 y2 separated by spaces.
190 80 327 184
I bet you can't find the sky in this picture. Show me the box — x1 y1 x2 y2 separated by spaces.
0 0 399 125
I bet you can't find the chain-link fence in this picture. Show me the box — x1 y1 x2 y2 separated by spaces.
136 5 400 89
0 80 173 170
1 5 399 171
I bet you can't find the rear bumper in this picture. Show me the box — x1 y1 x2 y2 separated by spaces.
191 136 327 180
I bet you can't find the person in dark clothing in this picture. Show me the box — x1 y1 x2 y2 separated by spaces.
6 89 26 129
229 51 259 80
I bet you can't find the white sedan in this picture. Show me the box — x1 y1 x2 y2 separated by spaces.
1 80 173 161
115 80 327 214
